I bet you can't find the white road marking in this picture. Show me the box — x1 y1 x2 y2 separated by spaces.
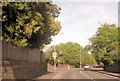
80 71 95 81
51 70 69 81
51 72 62 81
52 69 96 81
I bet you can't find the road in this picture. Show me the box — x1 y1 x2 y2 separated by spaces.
52 68 119 81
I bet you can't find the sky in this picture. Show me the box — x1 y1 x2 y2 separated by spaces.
44 0 118 50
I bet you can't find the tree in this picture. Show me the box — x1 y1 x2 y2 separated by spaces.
89 23 119 65
2 2 61 48
81 47 96 66
45 42 96 67
45 42 83 67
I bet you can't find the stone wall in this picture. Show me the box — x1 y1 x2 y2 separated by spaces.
2 41 44 63
2 61 47 79
0 40 2 80
2 41 47 79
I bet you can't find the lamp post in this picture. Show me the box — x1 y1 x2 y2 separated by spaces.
52 33 64 70
53 51 57 70
80 50 82 69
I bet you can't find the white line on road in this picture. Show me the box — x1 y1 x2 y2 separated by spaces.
51 72 62 81
51 70 69 81
80 71 96 81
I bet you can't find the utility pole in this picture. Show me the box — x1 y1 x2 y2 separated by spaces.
52 33 64 70
53 51 57 70
53 36 57 70
80 50 82 68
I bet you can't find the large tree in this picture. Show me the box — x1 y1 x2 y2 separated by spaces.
89 23 119 65
2 2 61 48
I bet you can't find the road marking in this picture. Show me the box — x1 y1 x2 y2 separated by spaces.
51 72 62 81
80 71 95 81
51 70 69 81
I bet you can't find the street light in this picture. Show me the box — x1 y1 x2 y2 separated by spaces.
80 50 82 69
53 33 64 70
53 51 57 70
58 51 62 67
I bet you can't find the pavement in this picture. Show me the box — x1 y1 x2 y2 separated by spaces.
97 70 120 78
89 68 120 78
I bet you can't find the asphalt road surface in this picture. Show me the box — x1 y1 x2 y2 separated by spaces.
52 68 120 81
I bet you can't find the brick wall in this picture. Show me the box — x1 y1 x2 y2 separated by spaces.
58 64 76 69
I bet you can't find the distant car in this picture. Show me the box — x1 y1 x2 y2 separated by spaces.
84 65 90 69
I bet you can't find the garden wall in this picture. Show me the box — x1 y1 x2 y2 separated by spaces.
2 41 47 79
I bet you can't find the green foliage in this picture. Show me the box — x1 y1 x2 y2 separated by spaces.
89 23 119 65
45 42 96 67
2 2 61 48
80 49 96 66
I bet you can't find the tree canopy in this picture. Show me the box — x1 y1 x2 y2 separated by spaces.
45 42 96 67
2 2 61 48
89 23 119 65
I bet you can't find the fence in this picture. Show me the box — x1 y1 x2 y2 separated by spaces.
104 65 120 73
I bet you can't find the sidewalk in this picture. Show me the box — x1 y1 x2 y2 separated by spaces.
90 68 120 78
98 71 120 78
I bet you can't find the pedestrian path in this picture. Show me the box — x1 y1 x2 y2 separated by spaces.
98 71 120 78
89 68 119 78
